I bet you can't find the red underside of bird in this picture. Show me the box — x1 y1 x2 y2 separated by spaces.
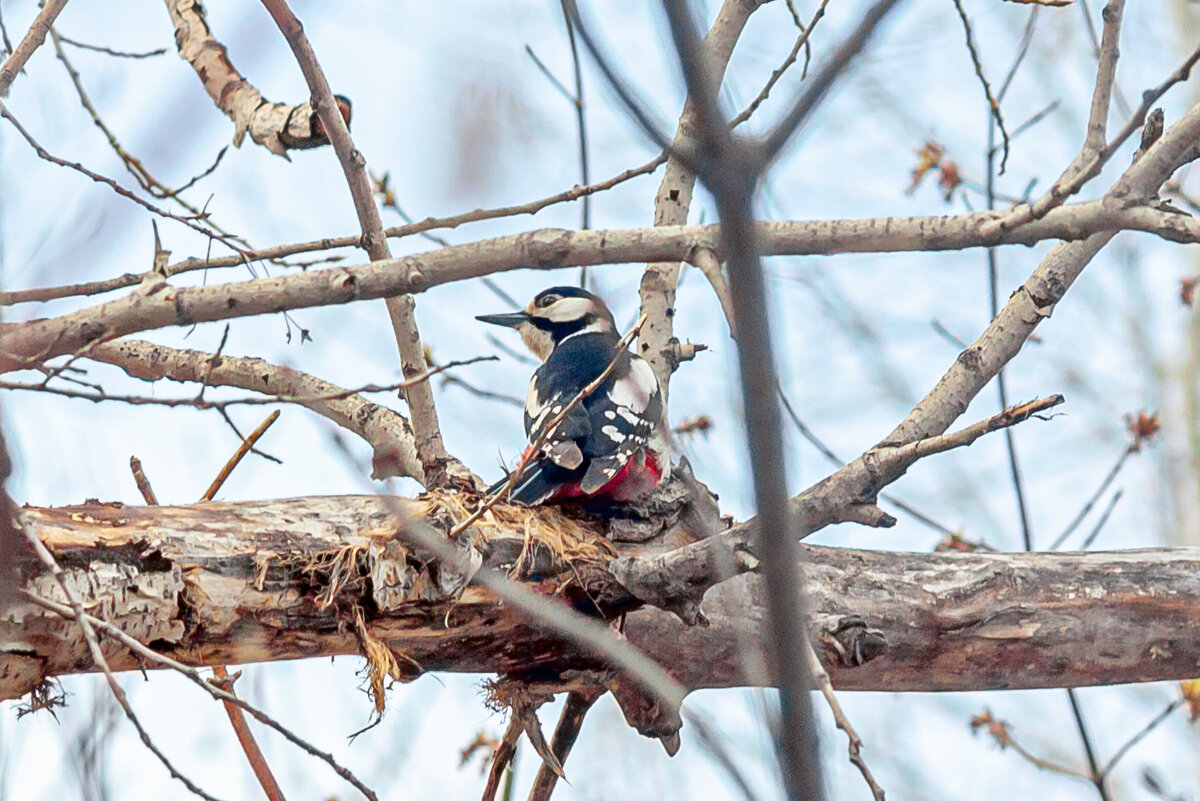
516 444 665 502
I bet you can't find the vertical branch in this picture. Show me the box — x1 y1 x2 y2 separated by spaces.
575 0 905 794
1066 689 1111 801
556 0 592 290
638 0 761 406
258 0 461 488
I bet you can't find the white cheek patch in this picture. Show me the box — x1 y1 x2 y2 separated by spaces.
609 358 658 411
546 297 595 322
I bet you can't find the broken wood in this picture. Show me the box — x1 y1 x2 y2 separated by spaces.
5 494 1200 704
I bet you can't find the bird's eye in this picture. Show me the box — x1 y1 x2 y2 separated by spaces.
536 294 558 309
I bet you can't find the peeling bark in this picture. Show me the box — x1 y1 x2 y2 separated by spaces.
165 0 344 156
5 496 1200 702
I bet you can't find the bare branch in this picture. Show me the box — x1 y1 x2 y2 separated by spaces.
129 456 159 505
951 0 1010 173
756 0 904 165
260 0 456 487
807 647 885 801
0 0 69 97
14 192 1200 373
13 499 1200 698
0 152 668 307
201 409 280 501
0 100 245 249
164 0 338 156
85 338 425 481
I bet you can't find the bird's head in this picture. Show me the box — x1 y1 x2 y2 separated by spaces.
476 286 616 361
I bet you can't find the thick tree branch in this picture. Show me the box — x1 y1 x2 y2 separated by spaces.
6 496 1200 702
6 196 1200 374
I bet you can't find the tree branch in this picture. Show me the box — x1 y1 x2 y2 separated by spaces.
8 496 1200 701
85 338 424 481
638 0 761 404
0 0 69 97
9 194 1200 374
259 0 456 488
164 0 339 156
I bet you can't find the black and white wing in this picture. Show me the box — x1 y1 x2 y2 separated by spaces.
576 354 663 494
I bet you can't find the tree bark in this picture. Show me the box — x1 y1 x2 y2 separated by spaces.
5 495 1200 702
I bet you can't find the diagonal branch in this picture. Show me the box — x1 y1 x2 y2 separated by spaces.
85 338 424 481
259 0 459 488
0 0 69 97
164 0 340 156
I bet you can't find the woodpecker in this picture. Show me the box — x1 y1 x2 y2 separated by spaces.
477 287 671 506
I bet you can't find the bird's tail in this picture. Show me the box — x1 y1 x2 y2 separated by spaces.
487 461 560 506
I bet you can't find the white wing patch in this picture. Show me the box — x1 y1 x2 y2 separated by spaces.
600 424 626 443
609 358 657 412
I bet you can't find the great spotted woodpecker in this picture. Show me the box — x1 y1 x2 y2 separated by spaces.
477 287 671 506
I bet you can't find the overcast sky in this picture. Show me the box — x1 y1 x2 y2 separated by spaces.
3 0 1200 798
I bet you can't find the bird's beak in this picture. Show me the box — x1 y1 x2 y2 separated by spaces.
475 311 530 328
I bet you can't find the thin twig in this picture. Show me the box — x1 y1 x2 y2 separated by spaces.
807 646 885 800
18 520 227 801
756 0 905 165
129 456 158 504
997 8 1039 102
1076 488 1122 551
4 356 495 409
983 26 1035 552
727 0 832 127
871 395 1064 463
22 590 380 801
951 0 1010 173
1048 444 1133 550
51 28 228 221
1100 699 1183 777
682 709 761 801
973 708 1092 781
55 32 166 58
1066 689 1111 801
558 0 590 287
0 100 245 251
201 410 280 501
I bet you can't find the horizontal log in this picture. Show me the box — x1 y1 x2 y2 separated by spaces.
4 495 1199 702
